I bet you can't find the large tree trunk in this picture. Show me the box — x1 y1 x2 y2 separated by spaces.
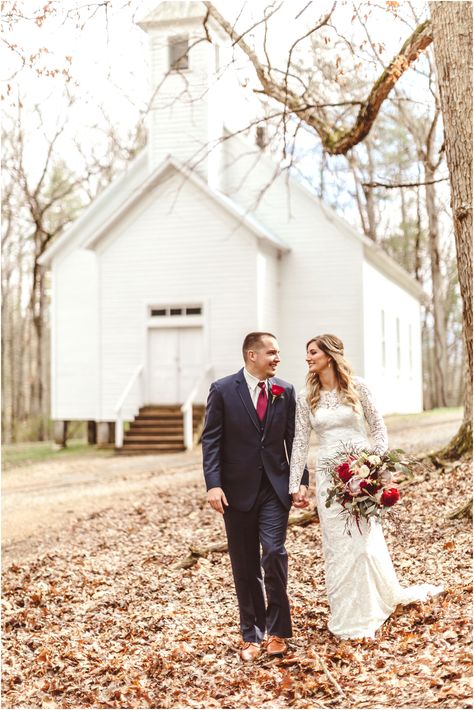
430 1 473 456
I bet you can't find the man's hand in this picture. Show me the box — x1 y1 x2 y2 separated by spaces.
292 485 309 509
207 487 229 514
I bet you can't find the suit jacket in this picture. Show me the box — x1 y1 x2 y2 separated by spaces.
202 368 309 512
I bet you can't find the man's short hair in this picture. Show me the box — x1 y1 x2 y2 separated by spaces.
242 331 276 361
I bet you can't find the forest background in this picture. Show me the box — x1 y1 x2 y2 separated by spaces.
1 0 471 449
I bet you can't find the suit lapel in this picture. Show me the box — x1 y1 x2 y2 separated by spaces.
236 371 261 434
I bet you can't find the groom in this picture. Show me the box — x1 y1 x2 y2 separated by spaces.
202 332 309 661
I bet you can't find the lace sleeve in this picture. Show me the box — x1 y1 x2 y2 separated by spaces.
289 392 312 493
355 378 388 454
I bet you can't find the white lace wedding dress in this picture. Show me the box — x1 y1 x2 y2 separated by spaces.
289 377 443 639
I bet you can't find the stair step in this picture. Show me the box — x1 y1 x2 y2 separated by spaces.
118 450 185 456
134 414 183 419
120 444 184 453
118 403 205 454
133 418 200 425
123 436 184 444
139 407 181 415
130 420 185 427
139 406 205 414
128 427 184 435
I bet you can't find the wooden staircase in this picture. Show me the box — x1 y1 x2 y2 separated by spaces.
118 404 206 455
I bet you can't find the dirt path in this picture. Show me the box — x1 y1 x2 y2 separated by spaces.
2 410 462 565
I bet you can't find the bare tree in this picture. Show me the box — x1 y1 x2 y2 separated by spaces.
1 94 146 442
429 1 472 457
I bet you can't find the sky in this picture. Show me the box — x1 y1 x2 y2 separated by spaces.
3 0 430 126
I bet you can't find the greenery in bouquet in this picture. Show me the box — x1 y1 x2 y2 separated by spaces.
322 444 413 534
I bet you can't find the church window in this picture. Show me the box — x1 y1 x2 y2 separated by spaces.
408 324 413 372
381 309 386 368
150 305 202 318
169 35 189 71
396 317 401 370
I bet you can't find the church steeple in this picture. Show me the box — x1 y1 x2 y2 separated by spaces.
137 1 226 186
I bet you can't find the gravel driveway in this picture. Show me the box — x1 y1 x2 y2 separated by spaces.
2 409 462 565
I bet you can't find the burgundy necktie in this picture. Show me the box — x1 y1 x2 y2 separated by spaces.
256 381 268 421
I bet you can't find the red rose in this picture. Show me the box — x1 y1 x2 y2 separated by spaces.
380 487 400 507
336 462 352 482
271 384 285 397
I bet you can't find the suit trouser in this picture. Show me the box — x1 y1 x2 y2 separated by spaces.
223 478 292 642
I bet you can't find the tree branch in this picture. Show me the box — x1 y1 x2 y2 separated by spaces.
362 176 448 189
204 3 433 155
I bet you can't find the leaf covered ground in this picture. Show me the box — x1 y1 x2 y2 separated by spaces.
2 459 472 709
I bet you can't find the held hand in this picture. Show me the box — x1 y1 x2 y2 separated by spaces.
207 487 229 514
292 485 309 509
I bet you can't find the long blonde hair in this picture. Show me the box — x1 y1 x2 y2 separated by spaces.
305 334 361 413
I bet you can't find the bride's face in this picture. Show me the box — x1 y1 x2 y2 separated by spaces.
306 341 332 374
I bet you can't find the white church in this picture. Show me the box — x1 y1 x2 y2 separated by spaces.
39 0 423 452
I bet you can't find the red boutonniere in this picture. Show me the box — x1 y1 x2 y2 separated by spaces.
271 384 285 404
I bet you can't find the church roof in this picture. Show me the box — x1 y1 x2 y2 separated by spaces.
137 1 207 29
38 152 290 266
221 127 425 302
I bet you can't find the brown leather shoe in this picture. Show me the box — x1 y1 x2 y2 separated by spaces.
240 642 262 661
266 635 288 656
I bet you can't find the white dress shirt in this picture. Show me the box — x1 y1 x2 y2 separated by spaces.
243 368 268 409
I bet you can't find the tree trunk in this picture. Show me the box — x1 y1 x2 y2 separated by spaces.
430 1 473 455
363 142 377 241
425 163 448 407
414 183 423 283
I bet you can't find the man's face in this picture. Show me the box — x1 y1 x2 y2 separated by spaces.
247 336 281 380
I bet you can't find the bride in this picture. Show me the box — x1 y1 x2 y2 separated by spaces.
289 334 443 639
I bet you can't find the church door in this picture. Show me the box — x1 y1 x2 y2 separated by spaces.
147 327 204 404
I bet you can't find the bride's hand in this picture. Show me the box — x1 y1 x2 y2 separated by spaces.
292 485 309 508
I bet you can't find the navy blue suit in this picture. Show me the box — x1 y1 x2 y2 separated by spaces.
202 368 309 642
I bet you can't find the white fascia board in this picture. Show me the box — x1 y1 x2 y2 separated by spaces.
223 126 422 299
363 243 425 302
82 155 290 254
224 127 426 301
38 151 148 267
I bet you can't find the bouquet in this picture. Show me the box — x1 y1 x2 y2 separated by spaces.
322 444 413 534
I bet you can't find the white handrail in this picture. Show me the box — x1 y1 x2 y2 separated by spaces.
180 364 212 450
114 364 144 448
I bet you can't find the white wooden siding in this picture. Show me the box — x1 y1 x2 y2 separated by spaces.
362 260 422 414
257 242 279 334
222 135 365 391
53 249 99 419
97 171 268 419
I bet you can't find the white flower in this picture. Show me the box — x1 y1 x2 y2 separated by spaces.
359 464 370 477
368 455 381 466
348 477 362 496
380 470 393 485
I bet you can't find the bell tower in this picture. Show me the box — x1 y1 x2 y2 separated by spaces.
138 1 227 187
